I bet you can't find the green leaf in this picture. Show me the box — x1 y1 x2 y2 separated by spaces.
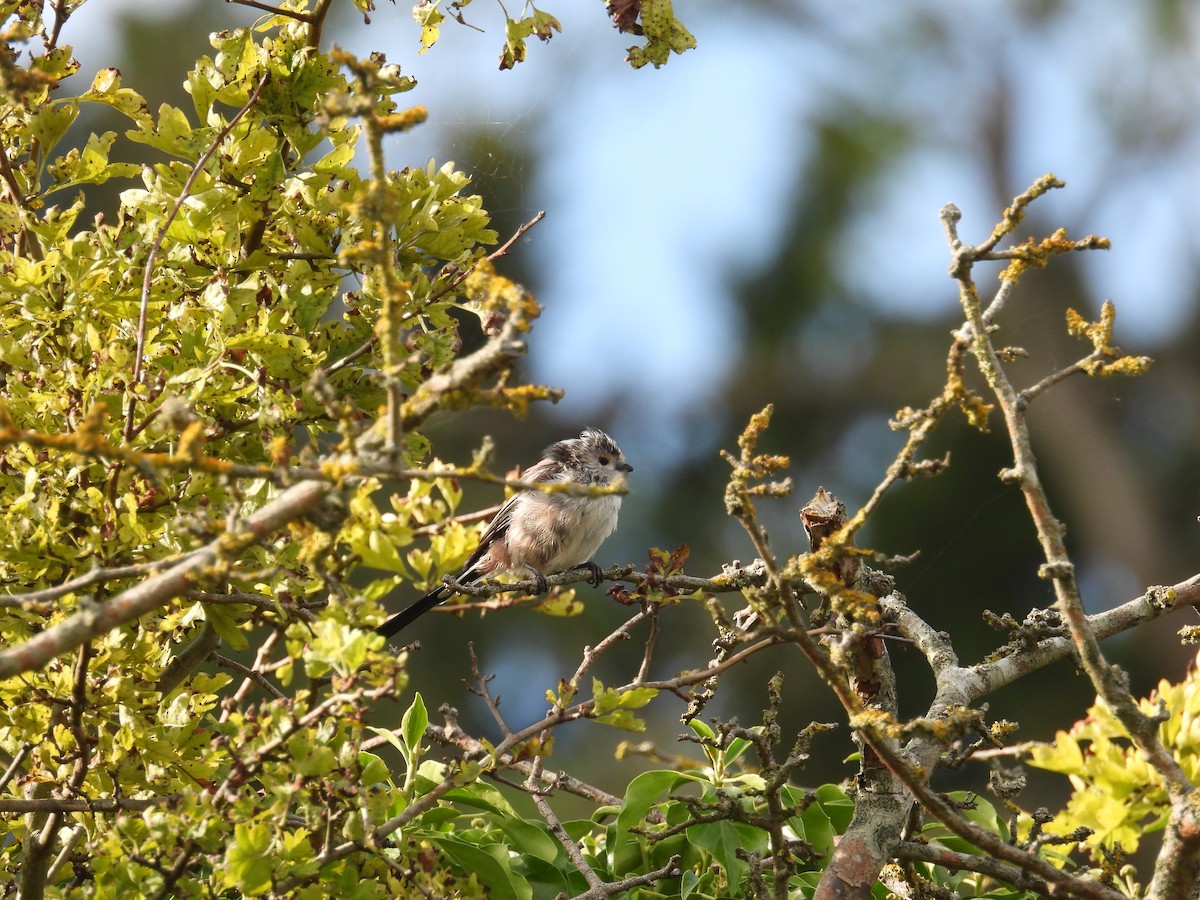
358 751 391 786
202 601 250 650
45 131 140 193
798 801 835 859
723 733 754 766
612 769 691 875
489 815 559 864
224 821 274 893
815 783 855 833
499 15 532 70
298 619 375 679
593 709 647 732
626 0 696 69
127 103 202 157
365 725 407 756
287 733 337 776
401 691 428 752
82 67 150 123
592 678 657 715
521 854 576 897
413 0 445 52
686 820 767 892
442 779 521 818
27 100 79 159
435 837 533 900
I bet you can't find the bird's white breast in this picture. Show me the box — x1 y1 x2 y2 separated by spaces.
506 492 622 574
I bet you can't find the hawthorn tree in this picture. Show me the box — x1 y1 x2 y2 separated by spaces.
1 2 1199 899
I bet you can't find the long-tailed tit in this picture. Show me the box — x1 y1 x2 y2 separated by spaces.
376 429 633 637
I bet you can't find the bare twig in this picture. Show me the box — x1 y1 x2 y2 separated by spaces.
526 758 607 892
636 604 660 683
211 650 288 702
819 179 1173 900
45 0 72 51
0 743 33 794
569 856 682 900
412 503 503 536
486 210 545 259
568 610 649 689
45 823 85 884
0 137 41 261
1019 347 1107 403
0 419 332 490
405 561 768 616
467 642 511 734
866 731 1125 900
896 840 1054 898
226 0 314 22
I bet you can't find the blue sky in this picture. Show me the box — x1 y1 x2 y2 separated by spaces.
333 0 1198 443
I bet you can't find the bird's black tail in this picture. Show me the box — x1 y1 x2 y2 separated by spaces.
375 585 448 638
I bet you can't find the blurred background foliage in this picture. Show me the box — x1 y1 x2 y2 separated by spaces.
61 0 1200 797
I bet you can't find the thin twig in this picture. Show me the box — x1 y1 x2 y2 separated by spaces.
865 731 1125 900
568 610 649 689
363 720 623 808
526 759 607 892
896 841 1054 899
0 552 206 608
429 560 767 603
0 743 33 794
305 0 334 49
44 823 85 883
946 187 1193 808
211 650 288 702
45 0 72 51
226 0 314 23
1019 348 1105 403
568 856 682 900
487 210 545 259
636 605 660 683
122 73 271 441
467 643 510 735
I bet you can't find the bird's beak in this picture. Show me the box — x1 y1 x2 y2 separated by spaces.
618 462 633 473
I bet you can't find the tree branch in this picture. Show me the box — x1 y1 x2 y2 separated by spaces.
896 840 1054 898
0 478 332 679
944 182 1196 826
0 796 169 813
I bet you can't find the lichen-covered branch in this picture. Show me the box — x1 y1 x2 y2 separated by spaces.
943 175 1197 899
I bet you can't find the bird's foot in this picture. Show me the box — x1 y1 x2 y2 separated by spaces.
575 560 604 587
527 568 550 594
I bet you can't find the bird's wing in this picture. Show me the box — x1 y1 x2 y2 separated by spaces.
458 455 565 580
457 494 517 580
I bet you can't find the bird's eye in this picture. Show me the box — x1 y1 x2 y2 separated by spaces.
599 455 610 465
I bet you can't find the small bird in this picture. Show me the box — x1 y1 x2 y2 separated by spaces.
376 428 633 637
